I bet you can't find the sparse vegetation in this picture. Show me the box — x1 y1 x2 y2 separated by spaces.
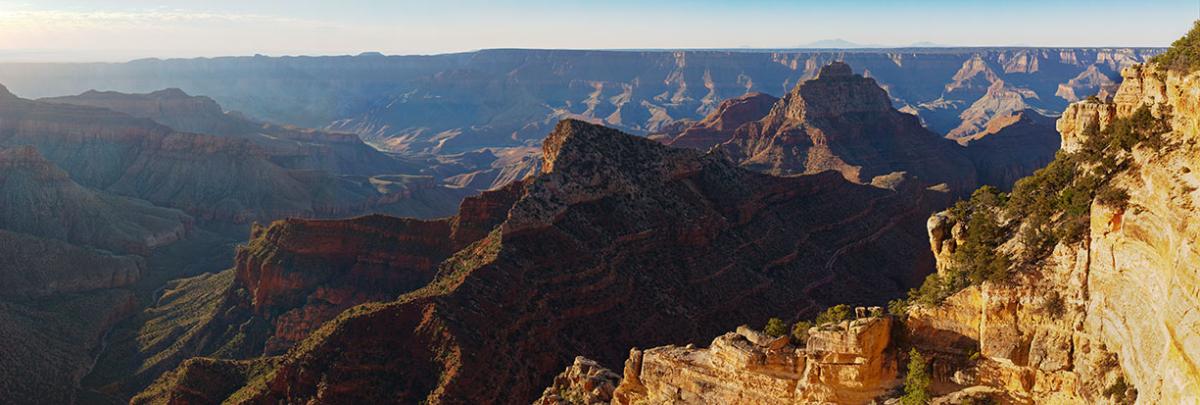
815 304 852 325
1104 376 1137 405
1153 20 1200 73
901 349 932 405
790 320 813 344
887 298 909 318
910 107 1170 306
764 317 788 338
1043 291 1066 318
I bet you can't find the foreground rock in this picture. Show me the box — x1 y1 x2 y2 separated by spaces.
535 357 622 405
914 62 1200 403
612 310 896 404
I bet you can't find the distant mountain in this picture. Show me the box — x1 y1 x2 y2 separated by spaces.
0 85 465 223
0 48 1158 155
796 39 884 48
660 62 1060 196
41 89 417 176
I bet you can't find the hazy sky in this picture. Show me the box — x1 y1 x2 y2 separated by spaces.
0 0 1197 61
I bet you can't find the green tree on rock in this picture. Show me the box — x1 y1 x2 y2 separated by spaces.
902 348 932 405
763 317 787 337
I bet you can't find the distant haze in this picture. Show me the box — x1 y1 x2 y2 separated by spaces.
0 0 1195 62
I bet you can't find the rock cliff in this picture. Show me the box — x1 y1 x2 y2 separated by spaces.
915 62 1200 404
661 62 978 196
610 311 897 404
139 119 941 404
661 63 1061 200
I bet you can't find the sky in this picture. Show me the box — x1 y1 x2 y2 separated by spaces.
0 0 1197 62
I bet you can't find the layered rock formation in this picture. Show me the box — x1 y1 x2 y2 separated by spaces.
913 62 1200 404
611 312 897 404
0 48 1155 153
138 119 942 404
666 92 779 150
712 62 977 194
535 357 622 405
0 146 191 254
661 64 1061 197
0 86 457 223
962 110 1061 190
41 88 412 176
86 182 524 400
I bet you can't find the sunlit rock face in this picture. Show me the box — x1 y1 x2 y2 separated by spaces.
915 63 1200 404
611 312 897 405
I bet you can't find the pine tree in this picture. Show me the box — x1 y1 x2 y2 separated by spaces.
901 348 932 405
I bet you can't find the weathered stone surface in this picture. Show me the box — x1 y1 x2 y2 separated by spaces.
611 312 897 405
912 63 1200 404
534 357 622 405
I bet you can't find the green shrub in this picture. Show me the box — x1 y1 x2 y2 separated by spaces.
1096 184 1131 210
1043 291 1066 318
814 304 852 325
790 320 813 344
901 349 932 405
1104 376 1137 404
887 298 909 317
763 317 787 337
1153 20 1200 73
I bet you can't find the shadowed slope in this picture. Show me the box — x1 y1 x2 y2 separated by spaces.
140 119 942 404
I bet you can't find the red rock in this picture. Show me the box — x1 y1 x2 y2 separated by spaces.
147 119 943 404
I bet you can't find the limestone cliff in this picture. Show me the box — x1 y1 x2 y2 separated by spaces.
610 310 897 405
916 62 1200 404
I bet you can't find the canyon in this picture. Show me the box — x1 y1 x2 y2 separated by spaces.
0 48 1155 155
0 41 1187 405
533 59 1200 404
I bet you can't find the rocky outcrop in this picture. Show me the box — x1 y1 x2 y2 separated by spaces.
535 357 622 405
612 311 897 405
914 63 1200 404
666 92 778 149
1056 65 1119 103
141 119 942 404
663 62 978 197
946 80 1042 142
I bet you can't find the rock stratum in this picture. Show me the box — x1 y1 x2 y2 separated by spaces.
660 62 1060 195
554 61 1199 404
919 62 1200 404
0 48 1156 154
135 119 943 404
0 85 460 223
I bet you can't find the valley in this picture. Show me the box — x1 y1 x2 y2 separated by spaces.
0 15 1195 404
